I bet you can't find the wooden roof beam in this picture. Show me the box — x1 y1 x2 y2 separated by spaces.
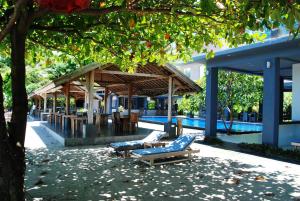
142 87 168 91
100 70 167 78
107 83 127 88
69 91 85 93
133 77 168 84
95 80 126 85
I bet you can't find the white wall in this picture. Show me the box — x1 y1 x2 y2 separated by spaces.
175 62 204 81
292 64 300 120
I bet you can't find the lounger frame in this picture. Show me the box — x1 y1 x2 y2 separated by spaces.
110 131 168 157
133 148 200 166
113 144 143 157
291 142 300 149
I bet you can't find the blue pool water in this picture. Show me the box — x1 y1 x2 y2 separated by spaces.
140 116 262 133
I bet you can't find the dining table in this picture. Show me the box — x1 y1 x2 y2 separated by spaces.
95 114 109 129
40 112 49 121
62 114 76 131
54 113 63 128
70 116 87 137
48 112 54 124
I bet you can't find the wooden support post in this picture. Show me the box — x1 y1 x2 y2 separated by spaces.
43 93 47 112
164 77 174 137
74 96 77 112
104 87 108 114
64 83 70 115
167 77 173 124
34 98 38 107
84 92 88 109
86 70 95 124
128 84 133 117
38 97 42 118
53 92 57 113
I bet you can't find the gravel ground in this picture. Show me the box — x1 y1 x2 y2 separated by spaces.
25 121 300 201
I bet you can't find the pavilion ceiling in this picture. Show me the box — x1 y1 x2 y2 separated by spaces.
28 62 201 99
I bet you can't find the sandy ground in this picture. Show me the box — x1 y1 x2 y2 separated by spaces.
25 121 300 201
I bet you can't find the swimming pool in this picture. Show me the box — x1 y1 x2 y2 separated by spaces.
140 116 262 133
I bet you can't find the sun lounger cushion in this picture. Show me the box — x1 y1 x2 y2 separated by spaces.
142 131 168 142
291 139 300 143
110 131 167 150
132 134 196 156
110 140 144 150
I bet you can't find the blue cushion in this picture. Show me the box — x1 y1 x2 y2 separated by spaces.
132 134 195 156
291 139 300 143
110 140 144 149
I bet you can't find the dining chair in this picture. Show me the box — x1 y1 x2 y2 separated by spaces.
130 112 139 132
113 112 122 133
177 118 183 136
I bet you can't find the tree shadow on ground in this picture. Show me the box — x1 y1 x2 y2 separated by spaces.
25 146 300 201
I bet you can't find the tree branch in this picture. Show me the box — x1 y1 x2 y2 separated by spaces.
47 6 224 23
74 31 118 56
27 37 82 65
30 24 77 33
0 0 29 42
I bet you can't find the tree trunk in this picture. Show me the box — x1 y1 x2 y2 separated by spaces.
221 107 233 135
9 25 27 201
0 26 28 201
227 110 233 135
0 74 10 200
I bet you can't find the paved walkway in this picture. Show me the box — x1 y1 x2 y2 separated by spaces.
25 121 300 200
25 121 63 149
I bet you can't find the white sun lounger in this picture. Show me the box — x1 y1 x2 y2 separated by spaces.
110 131 168 156
291 139 300 149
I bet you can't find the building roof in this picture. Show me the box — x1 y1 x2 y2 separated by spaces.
193 36 295 62
193 36 300 79
29 62 201 99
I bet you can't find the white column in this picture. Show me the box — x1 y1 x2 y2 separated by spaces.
168 77 173 124
38 97 41 110
292 64 300 120
86 71 95 124
84 92 88 109
43 93 47 112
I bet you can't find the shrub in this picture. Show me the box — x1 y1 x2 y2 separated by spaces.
238 143 300 161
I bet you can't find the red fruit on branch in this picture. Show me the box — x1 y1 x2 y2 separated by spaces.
164 33 171 40
146 41 152 48
36 0 90 13
239 27 245 34
129 18 135 28
99 2 106 7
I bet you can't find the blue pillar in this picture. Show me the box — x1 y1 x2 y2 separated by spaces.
205 67 218 137
262 58 280 146
279 78 284 123
144 97 148 116
144 98 148 109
